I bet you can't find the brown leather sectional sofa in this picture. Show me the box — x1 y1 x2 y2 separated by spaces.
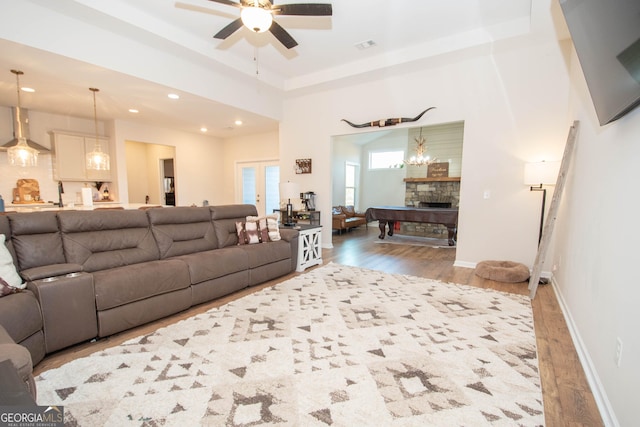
0 204 298 395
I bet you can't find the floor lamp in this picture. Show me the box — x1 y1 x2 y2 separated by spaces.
525 161 560 285
279 181 300 226
524 161 560 245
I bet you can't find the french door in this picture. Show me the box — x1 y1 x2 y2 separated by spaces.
236 161 280 216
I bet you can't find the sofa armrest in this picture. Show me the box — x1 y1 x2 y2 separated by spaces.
27 273 98 353
0 326 36 401
278 228 298 243
276 228 299 272
20 264 83 281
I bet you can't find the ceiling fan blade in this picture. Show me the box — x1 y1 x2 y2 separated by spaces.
207 0 242 7
269 21 298 49
274 3 332 16
213 18 243 39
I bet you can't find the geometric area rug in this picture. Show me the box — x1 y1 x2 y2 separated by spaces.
35 263 544 426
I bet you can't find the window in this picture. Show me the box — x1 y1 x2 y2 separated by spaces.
369 150 404 169
345 162 357 206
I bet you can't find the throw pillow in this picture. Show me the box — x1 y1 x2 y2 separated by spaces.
246 216 270 243
235 221 248 245
0 234 24 289
0 277 20 298
244 219 261 244
265 214 281 241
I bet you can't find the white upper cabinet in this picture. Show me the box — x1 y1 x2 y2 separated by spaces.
53 132 112 181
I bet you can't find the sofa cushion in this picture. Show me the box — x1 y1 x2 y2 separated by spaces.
0 291 42 344
59 210 159 272
92 259 190 311
8 212 66 271
147 206 217 258
175 247 249 285
0 235 23 288
241 240 291 269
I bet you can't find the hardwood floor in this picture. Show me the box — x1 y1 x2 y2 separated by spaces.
34 225 603 426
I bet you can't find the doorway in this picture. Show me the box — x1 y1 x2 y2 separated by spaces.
161 158 175 206
125 141 176 205
236 160 280 216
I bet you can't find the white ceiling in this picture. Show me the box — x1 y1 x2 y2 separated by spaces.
0 0 533 138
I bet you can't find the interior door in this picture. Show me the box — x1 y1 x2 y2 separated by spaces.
237 161 280 216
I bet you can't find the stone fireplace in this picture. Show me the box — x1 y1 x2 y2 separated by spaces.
401 177 460 237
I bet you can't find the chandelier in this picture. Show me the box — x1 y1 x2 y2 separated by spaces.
86 87 110 171
7 70 38 167
404 128 437 167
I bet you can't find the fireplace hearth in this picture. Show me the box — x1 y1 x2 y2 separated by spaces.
419 200 452 209
402 177 460 237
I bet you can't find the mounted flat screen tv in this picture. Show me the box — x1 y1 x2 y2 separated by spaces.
560 0 640 125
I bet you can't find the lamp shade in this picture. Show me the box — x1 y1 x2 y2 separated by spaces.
241 7 273 33
279 181 300 201
524 161 560 186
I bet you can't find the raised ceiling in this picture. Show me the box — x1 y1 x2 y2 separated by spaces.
0 0 533 137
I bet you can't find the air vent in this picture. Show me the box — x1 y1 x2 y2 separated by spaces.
355 40 376 50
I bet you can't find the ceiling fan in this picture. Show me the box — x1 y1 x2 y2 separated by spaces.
207 0 332 49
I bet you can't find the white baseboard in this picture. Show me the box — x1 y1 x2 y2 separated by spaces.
453 260 476 268
550 277 619 427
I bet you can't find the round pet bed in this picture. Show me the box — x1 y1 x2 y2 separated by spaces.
475 260 530 283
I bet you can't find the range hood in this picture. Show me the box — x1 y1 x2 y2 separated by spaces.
0 107 51 153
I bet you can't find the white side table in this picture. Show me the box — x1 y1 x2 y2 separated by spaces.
292 224 322 272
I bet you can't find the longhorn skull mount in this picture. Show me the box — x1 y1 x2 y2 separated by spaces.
341 107 436 128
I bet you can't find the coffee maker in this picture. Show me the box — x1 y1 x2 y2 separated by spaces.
301 192 316 211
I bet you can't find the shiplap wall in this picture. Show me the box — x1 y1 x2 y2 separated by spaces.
405 121 464 178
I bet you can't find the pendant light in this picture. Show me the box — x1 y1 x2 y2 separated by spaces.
7 70 38 167
86 87 110 171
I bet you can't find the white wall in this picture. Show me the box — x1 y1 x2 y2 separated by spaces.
359 131 408 209
113 120 226 207
331 139 361 207
221 130 280 205
551 46 640 426
281 17 569 264
125 140 175 205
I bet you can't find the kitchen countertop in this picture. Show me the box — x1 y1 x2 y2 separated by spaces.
5 202 166 212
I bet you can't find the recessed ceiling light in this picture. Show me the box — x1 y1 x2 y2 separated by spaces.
235 120 243 125
168 93 180 100
355 39 377 50
200 127 208 132
21 87 35 93
128 109 139 113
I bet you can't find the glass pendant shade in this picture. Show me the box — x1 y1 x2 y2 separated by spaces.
8 137 38 167
241 7 273 33
7 69 38 167
86 142 110 171
86 87 110 171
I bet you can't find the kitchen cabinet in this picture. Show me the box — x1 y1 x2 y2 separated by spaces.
53 132 112 181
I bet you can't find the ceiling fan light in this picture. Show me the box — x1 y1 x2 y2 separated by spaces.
241 7 272 33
